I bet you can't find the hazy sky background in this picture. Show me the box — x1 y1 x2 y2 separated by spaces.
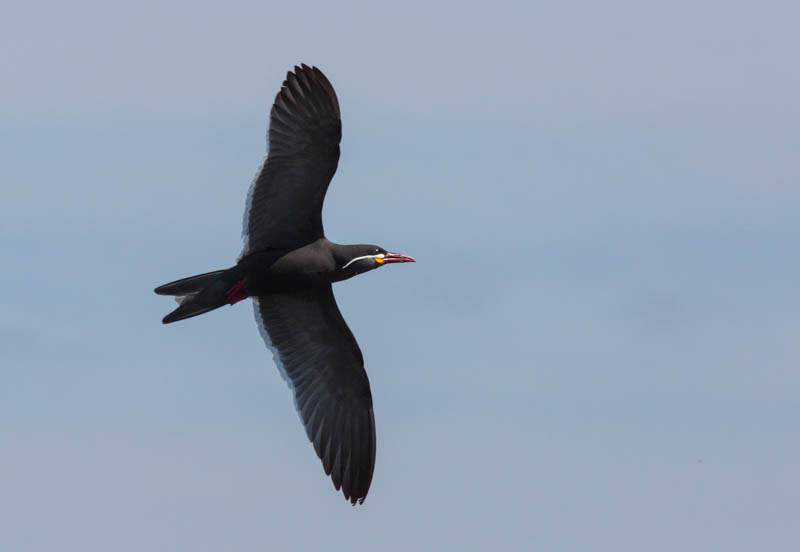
2 1 798 550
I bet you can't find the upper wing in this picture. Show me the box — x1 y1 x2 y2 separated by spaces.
253 286 376 505
243 64 342 254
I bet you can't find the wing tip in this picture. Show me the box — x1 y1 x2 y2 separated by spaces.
275 63 340 119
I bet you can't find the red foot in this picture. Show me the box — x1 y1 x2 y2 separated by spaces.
226 279 249 305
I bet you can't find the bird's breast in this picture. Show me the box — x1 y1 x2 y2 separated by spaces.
243 245 337 294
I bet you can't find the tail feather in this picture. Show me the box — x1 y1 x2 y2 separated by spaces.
155 269 235 324
161 300 223 324
154 270 226 296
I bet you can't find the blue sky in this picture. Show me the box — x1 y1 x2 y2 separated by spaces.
2 1 799 550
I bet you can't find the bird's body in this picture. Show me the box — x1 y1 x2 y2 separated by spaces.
155 64 414 505
244 240 388 292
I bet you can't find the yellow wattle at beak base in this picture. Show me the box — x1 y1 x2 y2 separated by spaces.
374 255 385 264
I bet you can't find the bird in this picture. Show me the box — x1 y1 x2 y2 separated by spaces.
154 64 415 505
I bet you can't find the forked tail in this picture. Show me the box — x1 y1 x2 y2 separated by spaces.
154 269 244 324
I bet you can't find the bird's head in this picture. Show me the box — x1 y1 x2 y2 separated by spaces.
339 245 415 276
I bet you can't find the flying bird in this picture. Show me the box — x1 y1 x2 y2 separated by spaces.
154 64 415 504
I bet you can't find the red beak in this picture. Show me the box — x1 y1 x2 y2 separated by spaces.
383 252 416 264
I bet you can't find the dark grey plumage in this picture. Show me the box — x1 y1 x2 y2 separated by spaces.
255 287 375 503
243 65 342 253
155 64 414 505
